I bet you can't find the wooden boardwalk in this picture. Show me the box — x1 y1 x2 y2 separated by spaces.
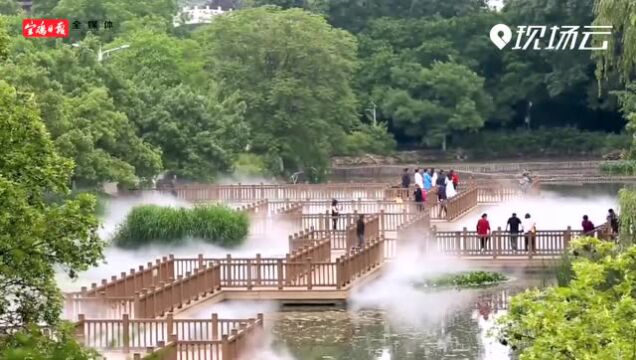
67 180 589 359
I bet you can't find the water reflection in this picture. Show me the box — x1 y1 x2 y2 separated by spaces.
269 278 547 360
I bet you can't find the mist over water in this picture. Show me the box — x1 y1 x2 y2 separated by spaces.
57 193 293 292
58 184 618 359
450 186 618 231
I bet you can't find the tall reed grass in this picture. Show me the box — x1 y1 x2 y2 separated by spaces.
113 205 249 248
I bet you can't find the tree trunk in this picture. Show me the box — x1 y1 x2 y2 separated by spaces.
442 136 447 152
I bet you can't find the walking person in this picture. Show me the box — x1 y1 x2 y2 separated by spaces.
607 209 619 240
356 214 365 249
523 214 536 252
401 168 411 188
414 183 425 212
423 168 433 191
582 215 595 235
331 199 340 230
506 213 522 251
477 213 491 253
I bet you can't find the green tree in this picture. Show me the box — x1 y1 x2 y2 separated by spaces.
132 84 248 181
0 80 105 329
0 325 98 359
198 7 359 177
325 0 488 33
383 61 492 149
594 0 636 83
495 237 636 360
0 37 163 187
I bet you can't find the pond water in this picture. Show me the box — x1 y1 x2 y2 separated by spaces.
205 276 550 360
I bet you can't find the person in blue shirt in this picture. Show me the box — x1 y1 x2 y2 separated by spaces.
423 169 433 191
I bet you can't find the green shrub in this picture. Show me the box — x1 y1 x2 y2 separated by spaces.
599 160 636 175
113 205 249 248
453 128 630 159
0 324 100 359
233 153 270 178
339 122 397 156
414 271 507 289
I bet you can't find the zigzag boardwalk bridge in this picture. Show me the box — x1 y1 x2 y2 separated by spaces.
64 180 593 359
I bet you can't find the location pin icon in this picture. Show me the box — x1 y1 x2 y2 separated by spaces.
490 24 512 50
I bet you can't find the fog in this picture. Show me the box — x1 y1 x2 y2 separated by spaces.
448 188 618 232
57 193 295 292
57 184 617 359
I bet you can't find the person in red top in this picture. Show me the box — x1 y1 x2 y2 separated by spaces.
581 215 595 234
451 170 459 190
477 213 491 252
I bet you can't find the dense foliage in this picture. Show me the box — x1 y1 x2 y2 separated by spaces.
114 205 249 248
0 325 99 359
1 0 634 185
456 128 630 159
0 79 105 329
495 238 636 359
415 271 507 288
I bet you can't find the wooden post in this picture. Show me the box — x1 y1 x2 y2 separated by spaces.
306 257 313 290
277 259 284 290
255 253 262 286
246 258 253 290
123 313 130 352
564 226 571 253
212 313 219 340
75 314 85 345
494 227 501 259
221 335 230 360
166 313 174 341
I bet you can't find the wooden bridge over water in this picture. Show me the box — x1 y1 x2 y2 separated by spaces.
65 180 602 359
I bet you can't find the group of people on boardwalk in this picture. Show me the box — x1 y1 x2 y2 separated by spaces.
581 209 620 240
474 208 621 253
476 213 537 252
402 168 459 212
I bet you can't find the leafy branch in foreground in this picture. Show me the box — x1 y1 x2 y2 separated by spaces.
494 237 636 360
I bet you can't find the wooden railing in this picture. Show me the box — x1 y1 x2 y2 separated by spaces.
75 312 264 358
330 160 603 178
336 237 385 288
429 226 580 258
134 263 222 318
164 183 395 202
344 215 380 251
134 314 264 360
288 227 328 252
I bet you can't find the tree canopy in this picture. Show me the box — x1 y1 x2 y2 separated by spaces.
0 80 104 329
198 7 360 176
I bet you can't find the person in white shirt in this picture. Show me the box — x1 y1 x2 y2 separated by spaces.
431 168 438 188
445 173 457 198
522 213 536 252
414 168 424 190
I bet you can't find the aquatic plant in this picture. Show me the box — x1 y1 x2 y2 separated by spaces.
415 271 507 289
113 204 249 248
